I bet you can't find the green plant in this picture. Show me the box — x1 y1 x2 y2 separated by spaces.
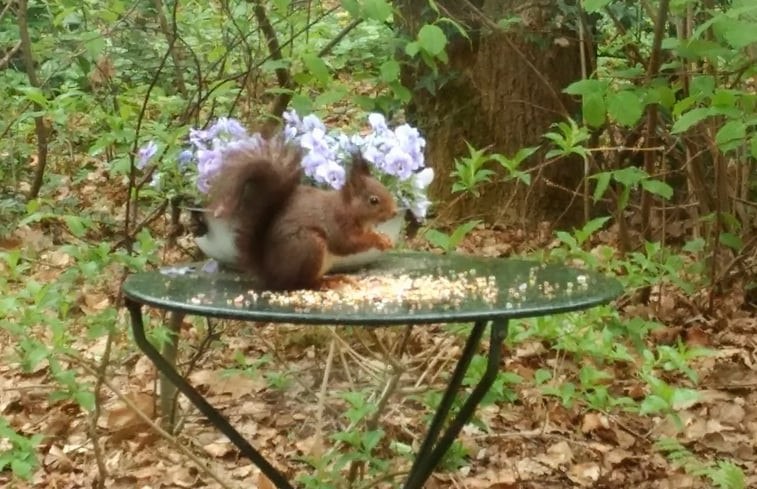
423 220 481 253
656 438 746 489
0 417 43 480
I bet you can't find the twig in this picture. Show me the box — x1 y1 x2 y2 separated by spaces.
151 0 187 95
125 32 176 252
88 330 115 489
251 0 294 127
72 356 235 489
0 40 21 70
314 334 337 464
640 0 671 241
17 0 49 199
0 0 13 22
347 365 403 486
114 199 169 249
578 0 590 224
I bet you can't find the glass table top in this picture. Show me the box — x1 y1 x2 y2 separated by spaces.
123 251 623 325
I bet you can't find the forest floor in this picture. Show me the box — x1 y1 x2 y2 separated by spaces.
1 183 756 489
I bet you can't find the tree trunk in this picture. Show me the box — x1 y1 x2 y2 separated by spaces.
396 1 586 227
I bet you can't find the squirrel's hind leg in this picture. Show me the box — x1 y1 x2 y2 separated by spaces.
261 229 328 291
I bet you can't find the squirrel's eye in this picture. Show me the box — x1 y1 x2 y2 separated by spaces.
369 195 380 205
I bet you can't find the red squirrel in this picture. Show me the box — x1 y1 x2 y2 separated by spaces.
206 137 398 290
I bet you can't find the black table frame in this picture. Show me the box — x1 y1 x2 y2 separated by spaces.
125 298 508 489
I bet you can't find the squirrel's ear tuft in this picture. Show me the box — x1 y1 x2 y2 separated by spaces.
343 153 368 196
350 153 371 176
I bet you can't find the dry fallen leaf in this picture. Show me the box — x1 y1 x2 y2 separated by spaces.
581 412 609 433
105 392 154 440
203 439 234 458
567 461 601 486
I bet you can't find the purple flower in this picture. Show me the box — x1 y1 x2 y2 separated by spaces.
337 133 359 155
225 134 263 154
177 149 193 171
137 141 158 170
300 127 330 153
211 117 248 139
284 125 299 141
361 142 386 169
189 128 210 150
302 114 326 133
302 152 329 178
283 109 301 128
394 124 426 170
368 113 389 133
196 146 223 184
383 146 414 180
314 160 346 189
197 175 211 193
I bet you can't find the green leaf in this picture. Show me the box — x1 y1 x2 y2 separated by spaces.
682 238 706 253
340 0 360 17
719 232 742 251
640 395 669 415
23 87 48 107
564 78 608 96
534 369 551 384
640 179 674 200
611 167 647 188
379 59 400 82
583 91 606 127
390 81 412 103
363 0 392 22
717 19 757 49
670 388 700 410
580 216 611 240
592 171 611 201
362 429 384 453
291 93 314 115
405 41 420 57
583 0 612 13
11 458 33 480
671 107 712 133
417 24 447 57
315 87 347 107
64 216 88 238
715 120 746 152
689 75 715 98
424 229 451 251
607 90 644 127
449 220 481 248
750 135 757 160
302 54 331 85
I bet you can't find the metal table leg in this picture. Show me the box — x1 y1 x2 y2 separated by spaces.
402 318 508 489
125 299 296 489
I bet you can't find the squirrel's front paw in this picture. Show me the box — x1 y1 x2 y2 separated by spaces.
374 233 394 251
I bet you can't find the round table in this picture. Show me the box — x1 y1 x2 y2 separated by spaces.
123 251 622 489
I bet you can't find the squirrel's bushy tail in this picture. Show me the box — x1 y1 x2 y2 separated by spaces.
206 135 303 272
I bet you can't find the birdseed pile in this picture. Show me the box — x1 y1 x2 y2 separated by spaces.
227 269 500 312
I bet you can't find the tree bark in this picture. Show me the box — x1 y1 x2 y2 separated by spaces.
396 1 586 227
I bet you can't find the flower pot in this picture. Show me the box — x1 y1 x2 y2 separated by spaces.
192 210 404 272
